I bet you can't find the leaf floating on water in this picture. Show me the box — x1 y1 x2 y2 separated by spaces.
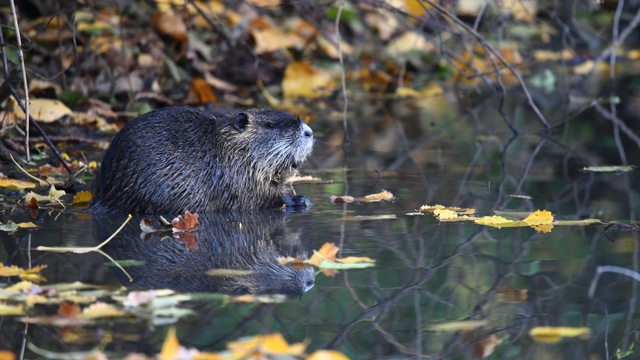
0 303 25 316
529 326 591 343
420 204 476 215
523 210 554 226
474 334 503 358
171 210 199 232
582 165 635 173
433 209 459 220
329 195 356 203
79 302 127 319
279 242 375 274
17 222 37 229
0 221 19 233
427 320 488 332
0 264 47 283
362 189 395 202
72 191 93 206
160 327 180 360
227 333 308 357
330 190 395 204
308 350 350 360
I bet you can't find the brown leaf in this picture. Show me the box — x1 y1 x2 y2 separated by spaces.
153 10 188 42
172 211 199 232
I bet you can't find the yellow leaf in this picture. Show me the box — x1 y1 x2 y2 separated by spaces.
523 210 554 225
385 31 434 55
403 0 430 17
17 222 37 228
282 61 336 99
573 60 608 75
427 320 488 332
73 191 93 205
12 97 73 123
0 178 36 191
474 216 515 227
307 350 350 360
529 326 591 344
0 303 24 316
0 350 16 360
0 264 47 283
79 302 126 318
362 189 395 202
433 209 458 220
160 327 180 360
335 256 375 264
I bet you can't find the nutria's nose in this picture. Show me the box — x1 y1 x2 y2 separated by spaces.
301 122 313 138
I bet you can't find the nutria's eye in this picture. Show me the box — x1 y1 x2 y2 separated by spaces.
264 121 275 128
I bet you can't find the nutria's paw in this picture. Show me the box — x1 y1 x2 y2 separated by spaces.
284 195 312 208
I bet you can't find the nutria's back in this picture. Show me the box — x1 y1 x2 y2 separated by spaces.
91 107 313 214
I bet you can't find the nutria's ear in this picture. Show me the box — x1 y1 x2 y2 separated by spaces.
232 113 249 133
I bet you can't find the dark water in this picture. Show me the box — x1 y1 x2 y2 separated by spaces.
2 89 640 359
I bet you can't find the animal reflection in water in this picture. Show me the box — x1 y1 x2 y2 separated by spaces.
93 211 315 298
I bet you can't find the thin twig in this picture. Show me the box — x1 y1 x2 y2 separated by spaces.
335 0 350 147
9 0 30 161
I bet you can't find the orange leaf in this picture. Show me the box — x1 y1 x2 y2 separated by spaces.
188 78 218 104
58 301 80 318
172 211 199 232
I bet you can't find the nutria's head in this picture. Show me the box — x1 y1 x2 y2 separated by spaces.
218 110 314 187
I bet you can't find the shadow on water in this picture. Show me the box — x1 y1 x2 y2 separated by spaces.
1 86 640 358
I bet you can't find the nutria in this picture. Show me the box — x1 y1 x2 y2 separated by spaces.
91 107 314 214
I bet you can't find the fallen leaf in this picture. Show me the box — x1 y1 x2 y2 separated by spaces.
73 191 93 206
529 326 591 344
79 302 126 318
187 78 218 104
522 210 554 226
0 303 25 316
582 165 635 173
153 9 188 42
16 222 37 228
473 334 503 358
0 350 15 360
420 204 476 215
160 327 181 360
172 211 199 232
427 320 488 332
0 178 37 191
362 189 395 202
282 61 336 99
0 221 19 233
307 350 350 360
0 264 47 282
329 195 356 203
58 301 81 318
11 97 73 123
